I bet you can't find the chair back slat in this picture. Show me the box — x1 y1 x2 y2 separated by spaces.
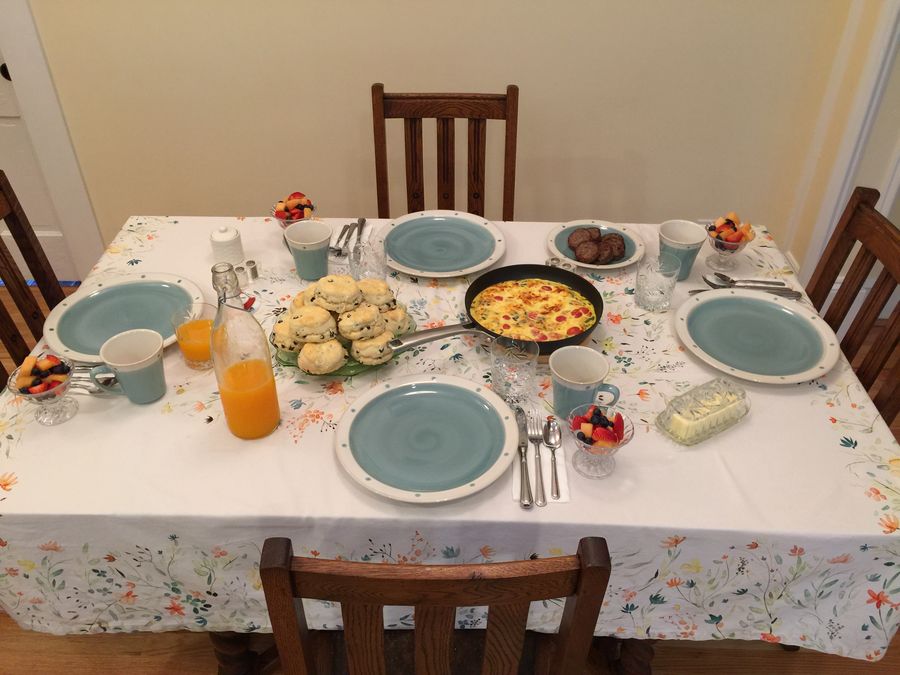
413 605 455 675
261 536 611 675
873 354 900 423
436 118 455 210
0 237 45 341
259 537 319 675
372 84 518 221
0 171 66 311
404 117 425 214
371 85 391 219
481 601 530 675
806 186 900 424
551 538 612 673
343 603 387 675
0 171 68 377
468 118 487 217
502 86 519 222
0 298 30 377
823 246 876 333
857 308 899 389
382 95 507 120
841 267 894 361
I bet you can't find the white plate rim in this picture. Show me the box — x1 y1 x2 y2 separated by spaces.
383 210 505 278
43 273 205 363
334 374 518 504
546 220 646 270
674 289 841 384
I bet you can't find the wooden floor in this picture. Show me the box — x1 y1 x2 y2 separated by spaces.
1 611 899 674
1 288 898 672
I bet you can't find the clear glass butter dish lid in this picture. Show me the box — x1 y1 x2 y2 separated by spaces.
655 378 749 446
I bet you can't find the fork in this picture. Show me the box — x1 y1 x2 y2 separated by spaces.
527 413 547 507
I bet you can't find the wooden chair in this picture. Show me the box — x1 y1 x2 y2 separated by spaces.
371 83 519 221
806 186 900 424
0 170 66 381
260 536 611 675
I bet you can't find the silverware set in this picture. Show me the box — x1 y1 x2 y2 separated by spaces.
517 407 562 509
330 217 366 257
687 272 804 299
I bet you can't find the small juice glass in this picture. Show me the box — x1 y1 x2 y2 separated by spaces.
172 303 216 369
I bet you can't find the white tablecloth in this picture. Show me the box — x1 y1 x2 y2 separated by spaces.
0 216 897 661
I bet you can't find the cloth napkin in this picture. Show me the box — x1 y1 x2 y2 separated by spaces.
511 429 572 503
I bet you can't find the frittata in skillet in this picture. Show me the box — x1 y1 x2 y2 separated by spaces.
470 279 596 341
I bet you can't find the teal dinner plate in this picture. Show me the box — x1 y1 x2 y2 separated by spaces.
674 289 840 384
44 274 204 362
546 220 645 270
335 375 517 503
384 210 505 277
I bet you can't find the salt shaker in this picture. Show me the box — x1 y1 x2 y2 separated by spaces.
210 226 244 264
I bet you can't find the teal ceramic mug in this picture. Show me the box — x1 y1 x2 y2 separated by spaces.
284 220 332 281
90 329 167 404
549 346 620 417
659 219 707 281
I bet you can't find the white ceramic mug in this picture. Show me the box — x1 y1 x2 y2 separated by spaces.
90 329 167 404
284 220 333 281
549 346 620 417
659 219 707 281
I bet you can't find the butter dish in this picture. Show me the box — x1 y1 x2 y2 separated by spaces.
655 378 749 445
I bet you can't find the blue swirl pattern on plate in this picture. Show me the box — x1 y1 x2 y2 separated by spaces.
385 215 496 273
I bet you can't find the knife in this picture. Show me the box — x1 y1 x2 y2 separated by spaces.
515 407 533 509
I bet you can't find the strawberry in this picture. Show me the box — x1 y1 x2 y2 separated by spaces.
28 382 50 395
288 191 305 200
274 210 289 220
612 412 625 441
289 209 302 220
46 380 61 390
585 405 597 419
570 415 587 430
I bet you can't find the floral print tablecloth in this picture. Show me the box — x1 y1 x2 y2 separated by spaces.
0 217 897 662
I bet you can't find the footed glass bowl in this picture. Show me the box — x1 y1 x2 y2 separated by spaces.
7 355 79 426
705 235 750 272
566 404 634 478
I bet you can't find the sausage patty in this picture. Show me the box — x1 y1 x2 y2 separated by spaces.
567 228 592 250
574 240 600 263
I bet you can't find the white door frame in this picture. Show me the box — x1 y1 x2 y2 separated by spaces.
797 0 900 282
0 0 103 279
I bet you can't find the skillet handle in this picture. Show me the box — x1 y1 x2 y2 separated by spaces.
388 322 484 353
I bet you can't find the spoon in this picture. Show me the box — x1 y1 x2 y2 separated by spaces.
689 287 803 299
542 416 562 501
707 272 786 288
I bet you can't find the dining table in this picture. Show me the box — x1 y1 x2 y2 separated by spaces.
0 214 898 670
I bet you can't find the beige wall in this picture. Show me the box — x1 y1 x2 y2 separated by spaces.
854 47 900 223
31 0 855 266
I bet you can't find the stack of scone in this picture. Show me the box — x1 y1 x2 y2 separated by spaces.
272 274 414 374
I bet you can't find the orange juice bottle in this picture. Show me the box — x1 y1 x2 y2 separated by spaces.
211 263 280 439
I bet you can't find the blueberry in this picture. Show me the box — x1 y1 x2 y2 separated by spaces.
50 364 69 375
576 432 586 442
598 415 610 427
18 387 28 394
590 414 602 425
707 224 716 232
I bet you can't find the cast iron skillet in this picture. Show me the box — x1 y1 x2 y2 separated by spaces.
389 264 604 357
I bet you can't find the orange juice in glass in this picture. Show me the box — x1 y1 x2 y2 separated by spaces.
218 358 280 439
172 303 215 369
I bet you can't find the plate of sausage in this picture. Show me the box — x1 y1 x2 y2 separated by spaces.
546 220 645 271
